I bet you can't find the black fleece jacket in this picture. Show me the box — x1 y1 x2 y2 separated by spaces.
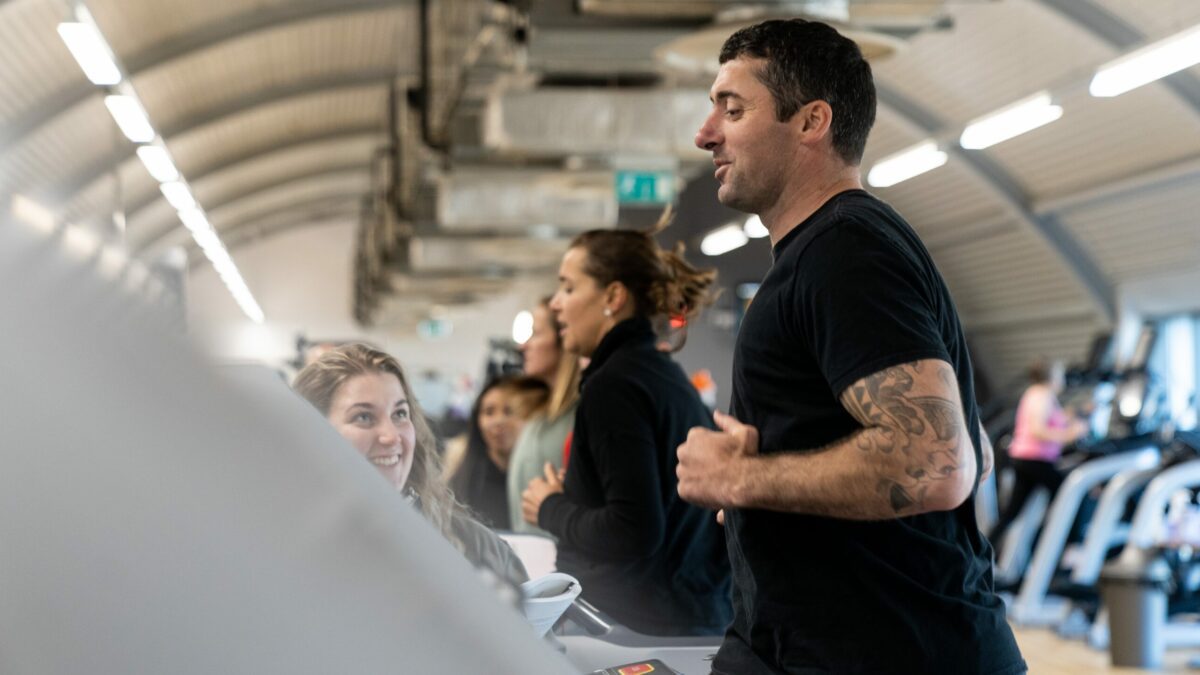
538 317 731 636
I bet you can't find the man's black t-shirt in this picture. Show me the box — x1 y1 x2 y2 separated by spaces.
714 190 1025 674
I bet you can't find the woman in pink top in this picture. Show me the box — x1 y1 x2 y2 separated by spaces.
988 359 1089 550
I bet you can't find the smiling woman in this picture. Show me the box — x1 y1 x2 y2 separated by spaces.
293 343 528 586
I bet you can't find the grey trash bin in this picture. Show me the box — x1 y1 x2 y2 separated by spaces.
1100 546 1173 669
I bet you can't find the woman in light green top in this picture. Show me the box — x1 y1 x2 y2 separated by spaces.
508 297 581 536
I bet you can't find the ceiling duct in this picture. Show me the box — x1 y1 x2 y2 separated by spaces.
436 168 618 232
637 1 951 74
410 236 567 274
482 88 709 160
578 0 846 21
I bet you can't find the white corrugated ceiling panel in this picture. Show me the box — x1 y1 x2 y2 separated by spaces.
222 196 362 252
0 0 79 126
872 153 1010 241
163 87 387 180
931 225 1098 326
1 95 123 202
860 101 924 164
59 159 156 226
872 0 1109 128
1058 179 1200 284
132 8 412 129
127 134 381 225
86 0 294 59
971 315 1104 388
139 172 369 255
208 171 371 233
187 135 378 207
983 84 1200 200
861 87 1011 240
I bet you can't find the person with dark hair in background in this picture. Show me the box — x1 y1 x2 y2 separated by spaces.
676 19 1024 674
521 221 732 637
450 376 549 529
293 343 527 585
508 297 582 536
988 359 1088 550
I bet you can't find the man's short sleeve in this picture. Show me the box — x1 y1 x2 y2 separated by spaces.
794 222 951 396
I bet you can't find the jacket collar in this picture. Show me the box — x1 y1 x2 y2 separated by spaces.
581 316 655 386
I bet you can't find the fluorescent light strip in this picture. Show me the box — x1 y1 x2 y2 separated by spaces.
160 181 196 211
60 7 267 325
61 223 101 260
743 214 768 239
867 141 948 188
959 91 1063 150
56 22 121 85
701 223 749 256
1091 23 1200 98
137 145 179 182
103 95 155 143
11 194 57 234
177 208 212 234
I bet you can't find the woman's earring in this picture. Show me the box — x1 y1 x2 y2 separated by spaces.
603 308 612 317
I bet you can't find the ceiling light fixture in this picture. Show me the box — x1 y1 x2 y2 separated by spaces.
959 92 1063 150
867 141 948 188
159 181 196 211
56 22 121 85
136 145 179 182
1090 23 1200 98
701 222 749 256
743 214 769 239
103 95 155 143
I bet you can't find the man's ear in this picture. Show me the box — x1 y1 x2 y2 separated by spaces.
795 100 834 142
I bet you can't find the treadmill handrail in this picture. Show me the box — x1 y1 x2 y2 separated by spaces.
1071 464 1162 585
1128 459 1200 549
1013 447 1159 617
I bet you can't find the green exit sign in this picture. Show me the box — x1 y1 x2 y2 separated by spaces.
615 170 675 205
417 318 453 341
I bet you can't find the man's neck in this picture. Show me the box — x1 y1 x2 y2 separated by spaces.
761 167 864 246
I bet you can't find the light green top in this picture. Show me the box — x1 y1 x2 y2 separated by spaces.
506 402 578 536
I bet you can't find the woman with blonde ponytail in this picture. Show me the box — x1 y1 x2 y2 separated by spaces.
293 343 527 585
520 217 732 636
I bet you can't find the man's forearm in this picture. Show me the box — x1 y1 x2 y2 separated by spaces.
730 361 978 520
732 426 975 520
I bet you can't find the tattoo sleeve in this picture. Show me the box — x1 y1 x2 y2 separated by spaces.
839 360 972 516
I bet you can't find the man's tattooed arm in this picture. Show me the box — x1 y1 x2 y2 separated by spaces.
731 359 977 520
837 361 976 516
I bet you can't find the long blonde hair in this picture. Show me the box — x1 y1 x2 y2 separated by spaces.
535 296 581 421
293 343 465 551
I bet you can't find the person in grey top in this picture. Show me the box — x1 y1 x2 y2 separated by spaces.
509 296 582 536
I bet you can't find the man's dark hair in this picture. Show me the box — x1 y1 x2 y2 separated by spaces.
720 19 876 165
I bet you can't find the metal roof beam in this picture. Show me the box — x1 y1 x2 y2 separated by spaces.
1038 0 1200 115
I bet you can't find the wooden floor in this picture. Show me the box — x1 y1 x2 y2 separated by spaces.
1013 624 1198 673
